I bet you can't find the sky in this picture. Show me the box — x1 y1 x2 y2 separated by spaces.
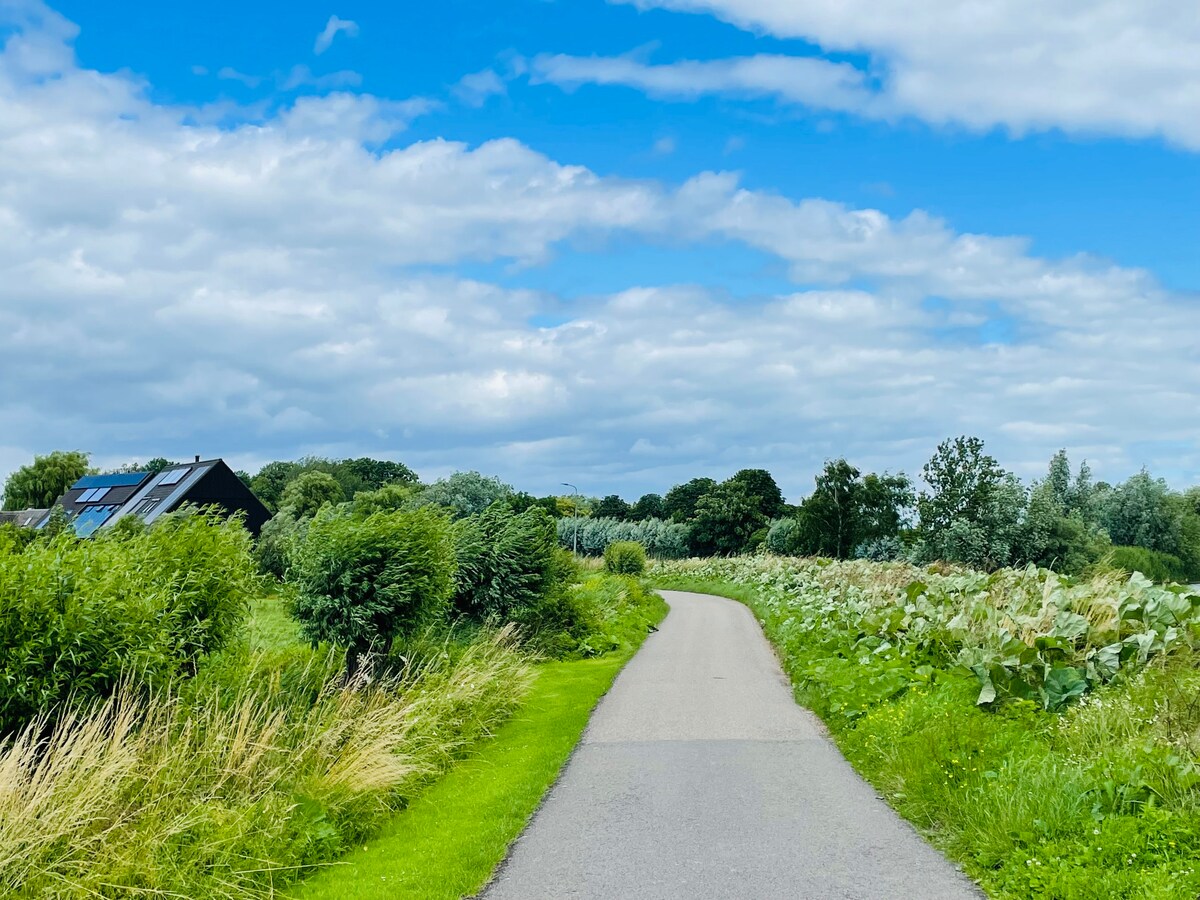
1 0 1198 502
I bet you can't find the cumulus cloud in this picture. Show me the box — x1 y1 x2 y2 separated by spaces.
602 0 1200 148
313 14 358 55
1 6 1199 495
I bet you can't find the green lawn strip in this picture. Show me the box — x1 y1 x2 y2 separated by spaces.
290 606 664 899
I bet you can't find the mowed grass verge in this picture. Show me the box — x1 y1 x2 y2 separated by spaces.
291 597 667 900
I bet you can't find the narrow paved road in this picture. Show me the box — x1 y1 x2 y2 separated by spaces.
483 590 982 900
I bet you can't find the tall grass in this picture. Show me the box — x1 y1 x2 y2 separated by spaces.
0 630 531 899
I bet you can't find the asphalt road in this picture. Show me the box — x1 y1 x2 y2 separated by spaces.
481 590 983 900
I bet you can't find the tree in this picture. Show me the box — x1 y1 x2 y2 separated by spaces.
1099 470 1181 554
689 481 767 556
279 471 345 519
418 471 514 519
289 507 456 677
918 437 1008 536
793 461 913 559
917 437 1025 569
728 468 786 519
664 477 718 523
250 461 300 511
797 459 862 558
630 493 666 521
593 494 632 520
2 451 90 510
337 457 419 494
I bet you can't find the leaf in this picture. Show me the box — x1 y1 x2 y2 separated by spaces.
1042 666 1088 711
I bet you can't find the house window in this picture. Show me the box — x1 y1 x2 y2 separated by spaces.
133 498 160 516
159 468 190 486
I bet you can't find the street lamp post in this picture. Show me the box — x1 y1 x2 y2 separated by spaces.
561 482 580 555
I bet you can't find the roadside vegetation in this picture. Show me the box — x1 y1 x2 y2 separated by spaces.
656 555 1200 898
0 473 662 897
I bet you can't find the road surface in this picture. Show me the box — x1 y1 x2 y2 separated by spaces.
482 590 982 900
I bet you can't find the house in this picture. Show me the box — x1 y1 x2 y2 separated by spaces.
41 458 271 537
0 508 49 528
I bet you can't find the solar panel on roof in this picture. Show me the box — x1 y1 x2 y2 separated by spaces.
74 472 150 489
77 488 99 502
159 467 189 486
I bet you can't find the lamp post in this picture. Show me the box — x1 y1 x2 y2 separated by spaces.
561 482 580 555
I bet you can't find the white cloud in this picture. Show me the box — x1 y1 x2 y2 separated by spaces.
217 66 262 88
603 0 1200 148
1 5 1199 497
313 14 358 55
452 68 507 107
533 52 884 115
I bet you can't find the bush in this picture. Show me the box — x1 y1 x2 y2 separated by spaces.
0 512 257 734
288 507 456 676
604 540 647 575
255 506 306 578
453 503 559 622
1107 545 1190 584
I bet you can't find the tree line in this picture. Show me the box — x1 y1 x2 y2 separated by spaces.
5 437 1200 579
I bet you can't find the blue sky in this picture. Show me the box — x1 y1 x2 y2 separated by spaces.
2 0 1199 500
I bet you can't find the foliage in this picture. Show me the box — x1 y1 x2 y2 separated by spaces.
653 557 1200 899
728 468 787 519
1109 545 1190 584
655 555 1200 715
689 480 767 556
351 482 417 517
795 460 913 558
280 471 345 518
593 494 632 520
250 456 418 512
452 503 559 623
288 507 456 675
418 471 514 519
2 450 90 511
255 506 306 578
0 512 257 734
631 493 666 520
0 631 531 899
604 540 647 575
663 477 717 523
766 517 805 555
558 516 691 559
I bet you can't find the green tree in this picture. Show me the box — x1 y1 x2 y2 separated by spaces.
664 477 718 523
2 451 91 511
797 459 862 558
418 471 514 519
1099 470 1180 553
630 493 666 521
689 481 767 555
250 461 300 511
918 437 1025 569
289 507 456 677
593 494 632 520
729 468 786 519
280 471 345 519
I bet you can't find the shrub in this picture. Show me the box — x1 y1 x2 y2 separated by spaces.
1107 545 1190 584
255 506 307 578
288 507 456 676
0 512 257 734
279 471 344 518
604 540 647 575
453 503 559 621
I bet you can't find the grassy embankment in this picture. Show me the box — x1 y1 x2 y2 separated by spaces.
0 570 662 899
655 558 1200 900
289 574 667 900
